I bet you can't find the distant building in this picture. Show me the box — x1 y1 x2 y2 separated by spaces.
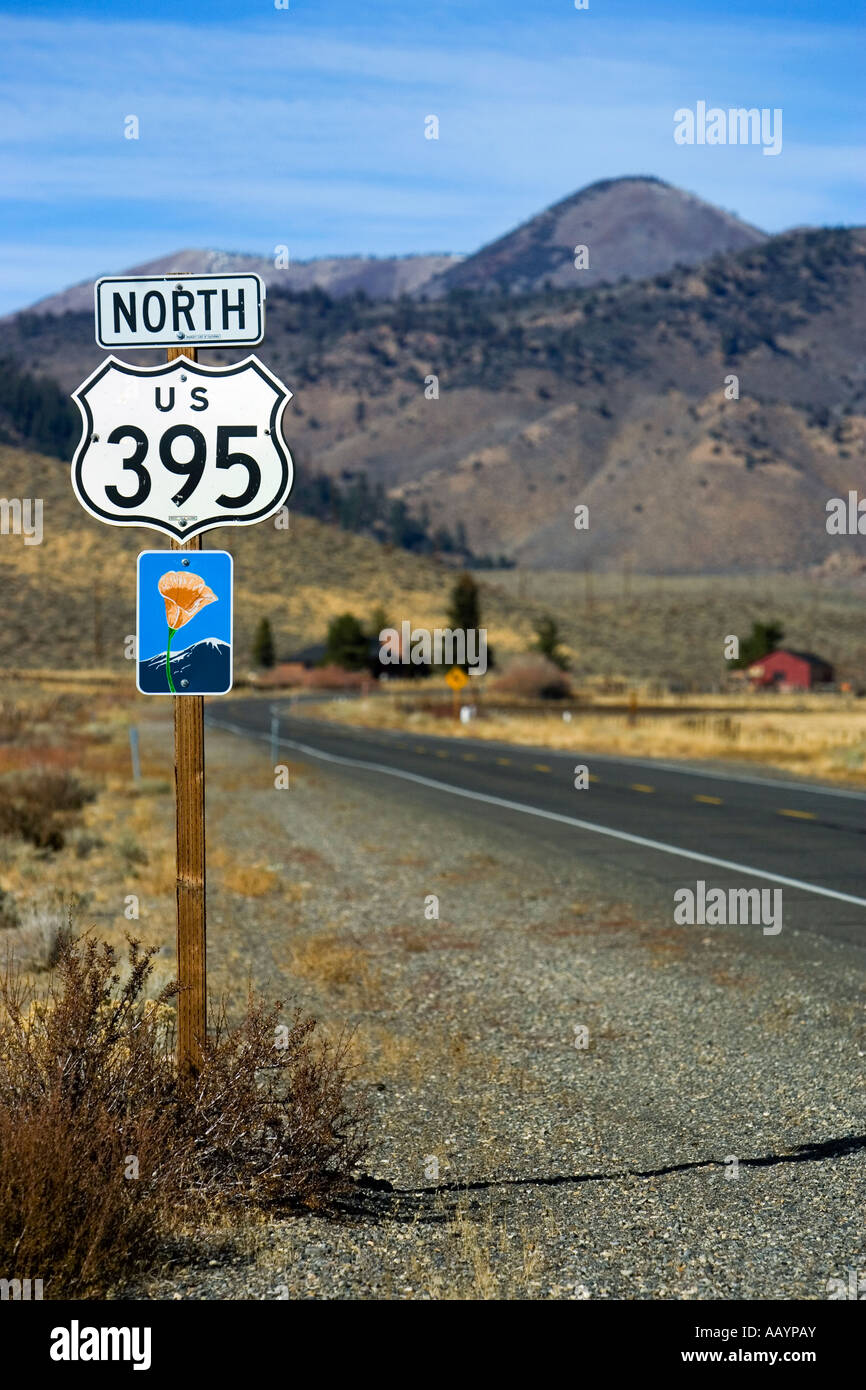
746 649 834 691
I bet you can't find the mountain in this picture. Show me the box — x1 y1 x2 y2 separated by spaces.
12 177 767 320
138 637 231 694
20 248 465 317
2 218 862 577
420 176 767 296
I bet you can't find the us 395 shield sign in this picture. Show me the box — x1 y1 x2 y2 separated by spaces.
71 355 293 542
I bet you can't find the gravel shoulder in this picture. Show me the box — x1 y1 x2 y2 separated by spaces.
136 718 866 1301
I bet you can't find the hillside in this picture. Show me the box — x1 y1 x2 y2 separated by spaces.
420 177 767 296
0 445 537 675
6 434 866 685
5 226 863 575
5 438 866 685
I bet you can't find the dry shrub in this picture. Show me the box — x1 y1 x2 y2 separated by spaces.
0 694 86 744
181 996 367 1211
491 655 572 701
0 888 18 932
0 895 77 971
0 935 369 1296
0 700 26 743
0 938 178 1296
0 769 96 849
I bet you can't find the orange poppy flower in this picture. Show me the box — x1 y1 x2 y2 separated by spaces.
158 570 218 632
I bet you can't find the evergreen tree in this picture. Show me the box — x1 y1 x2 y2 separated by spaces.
367 606 391 640
730 620 785 669
325 613 370 670
448 572 480 632
252 617 276 668
533 615 570 670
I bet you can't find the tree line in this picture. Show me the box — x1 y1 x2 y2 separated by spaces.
0 357 79 458
291 465 512 566
253 572 570 677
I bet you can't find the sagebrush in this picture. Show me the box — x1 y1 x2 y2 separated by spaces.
0 935 369 1296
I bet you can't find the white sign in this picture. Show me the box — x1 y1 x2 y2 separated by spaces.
71 355 293 541
95 273 265 348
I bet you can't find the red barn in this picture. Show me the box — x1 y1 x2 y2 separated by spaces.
746 649 834 691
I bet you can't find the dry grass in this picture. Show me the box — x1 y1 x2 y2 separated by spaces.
306 691 866 785
493 568 866 687
219 864 280 897
0 896 78 973
290 935 379 1003
0 443 538 679
398 1195 567 1300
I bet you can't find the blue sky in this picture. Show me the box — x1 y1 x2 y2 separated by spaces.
137 551 232 661
0 0 863 314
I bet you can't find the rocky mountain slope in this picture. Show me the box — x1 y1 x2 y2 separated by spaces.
420 176 767 296
2 210 862 577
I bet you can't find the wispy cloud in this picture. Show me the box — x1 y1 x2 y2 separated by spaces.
0 10 862 313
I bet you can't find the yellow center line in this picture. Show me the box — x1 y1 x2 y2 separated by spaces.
462 753 477 761
630 783 655 794
413 745 426 754
435 750 449 758
497 756 511 765
778 808 817 820
588 774 600 783
694 794 723 805
534 763 551 773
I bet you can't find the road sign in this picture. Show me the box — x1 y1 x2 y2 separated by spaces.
95 273 265 349
71 354 293 541
137 550 233 695
445 665 469 691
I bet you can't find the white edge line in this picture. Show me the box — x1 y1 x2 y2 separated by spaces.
206 716 866 911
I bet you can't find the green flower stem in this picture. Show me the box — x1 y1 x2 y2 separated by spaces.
165 627 177 695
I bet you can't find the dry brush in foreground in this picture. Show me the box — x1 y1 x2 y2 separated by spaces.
0 935 368 1297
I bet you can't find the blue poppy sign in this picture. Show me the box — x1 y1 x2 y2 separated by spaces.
137 550 233 695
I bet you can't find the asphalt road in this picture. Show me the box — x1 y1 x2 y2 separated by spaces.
208 697 866 947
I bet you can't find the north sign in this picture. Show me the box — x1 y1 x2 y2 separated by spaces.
71 355 293 541
95 273 265 348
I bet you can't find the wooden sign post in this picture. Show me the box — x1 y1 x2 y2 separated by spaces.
166 344 206 1078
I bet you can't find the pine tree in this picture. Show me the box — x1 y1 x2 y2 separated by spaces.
367 606 390 641
325 613 370 670
533 615 570 670
730 621 784 669
252 617 276 668
448 572 480 633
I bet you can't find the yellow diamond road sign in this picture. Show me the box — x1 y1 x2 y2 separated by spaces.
445 666 469 691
